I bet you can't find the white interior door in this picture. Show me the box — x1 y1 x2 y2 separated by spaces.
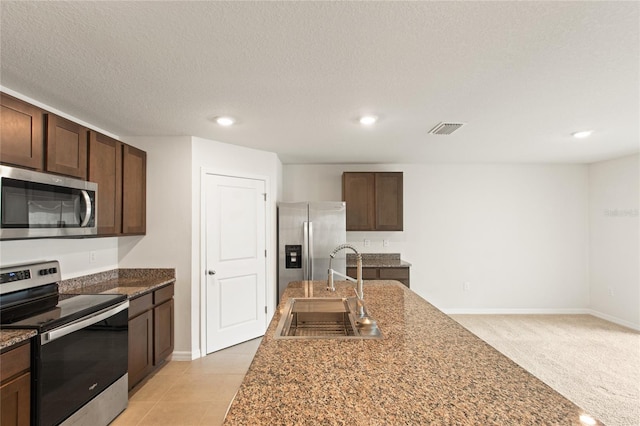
205 174 267 354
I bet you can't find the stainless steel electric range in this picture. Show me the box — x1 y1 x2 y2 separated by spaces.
0 261 129 426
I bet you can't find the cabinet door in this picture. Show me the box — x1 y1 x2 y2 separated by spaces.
346 267 379 280
0 372 30 426
128 310 153 390
45 114 88 179
0 93 43 170
122 145 146 235
379 267 410 287
343 172 375 231
375 172 403 231
153 299 174 365
88 131 122 235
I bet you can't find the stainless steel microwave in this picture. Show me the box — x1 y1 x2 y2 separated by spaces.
0 165 97 240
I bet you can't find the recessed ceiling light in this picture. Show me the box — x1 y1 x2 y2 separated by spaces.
359 115 378 126
579 414 596 425
572 130 592 139
214 116 235 126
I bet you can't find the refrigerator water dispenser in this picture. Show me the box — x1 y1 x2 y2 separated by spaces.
285 245 302 268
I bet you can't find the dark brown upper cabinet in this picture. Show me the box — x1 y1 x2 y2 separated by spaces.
89 131 146 236
88 131 122 235
122 144 146 235
0 93 44 170
342 172 403 231
45 114 88 179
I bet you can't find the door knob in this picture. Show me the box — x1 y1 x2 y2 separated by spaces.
208 270 216 276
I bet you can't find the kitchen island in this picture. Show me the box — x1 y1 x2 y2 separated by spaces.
224 280 600 425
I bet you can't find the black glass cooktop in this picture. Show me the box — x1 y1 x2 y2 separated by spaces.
1 293 127 332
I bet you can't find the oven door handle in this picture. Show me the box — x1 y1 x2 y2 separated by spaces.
41 301 129 345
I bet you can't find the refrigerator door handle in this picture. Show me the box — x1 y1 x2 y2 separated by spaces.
303 221 309 280
308 221 314 279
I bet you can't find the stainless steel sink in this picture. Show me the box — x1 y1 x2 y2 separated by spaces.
274 298 383 339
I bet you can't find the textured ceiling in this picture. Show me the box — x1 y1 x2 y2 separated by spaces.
1 1 638 164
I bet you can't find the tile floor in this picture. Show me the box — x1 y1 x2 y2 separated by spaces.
111 338 262 426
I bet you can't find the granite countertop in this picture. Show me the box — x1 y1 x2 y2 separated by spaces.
0 329 36 351
224 280 601 425
59 268 176 299
346 253 412 268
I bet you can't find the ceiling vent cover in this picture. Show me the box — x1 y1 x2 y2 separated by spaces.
428 122 465 135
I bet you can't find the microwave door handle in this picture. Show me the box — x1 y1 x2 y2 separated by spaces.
79 190 92 227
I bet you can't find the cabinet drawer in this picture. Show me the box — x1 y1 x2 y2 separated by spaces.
379 268 409 279
154 284 174 305
129 293 153 319
0 343 30 382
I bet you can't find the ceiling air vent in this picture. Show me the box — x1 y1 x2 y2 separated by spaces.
428 122 465 135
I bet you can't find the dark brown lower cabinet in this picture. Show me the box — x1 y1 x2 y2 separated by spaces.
128 309 153 389
0 342 31 426
347 267 410 288
128 284 174 390
153 294 174 366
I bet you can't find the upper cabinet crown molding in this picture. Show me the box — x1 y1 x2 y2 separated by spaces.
0 93 44 170
342 172 403 231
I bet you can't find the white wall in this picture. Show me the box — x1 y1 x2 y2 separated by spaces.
119 136 282 359
588 154 640 329
191 137 281 358
283 163 590 313
0 237 118 279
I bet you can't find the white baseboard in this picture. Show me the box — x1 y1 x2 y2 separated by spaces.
443 308 640 331
586 309 640 331
171 350 201 361
443 308 590 315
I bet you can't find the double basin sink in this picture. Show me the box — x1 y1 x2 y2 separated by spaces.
274 297 383 340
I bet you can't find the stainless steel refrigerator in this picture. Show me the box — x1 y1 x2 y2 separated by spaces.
277 202 346 301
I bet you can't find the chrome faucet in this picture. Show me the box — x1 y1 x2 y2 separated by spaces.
327 244 364 316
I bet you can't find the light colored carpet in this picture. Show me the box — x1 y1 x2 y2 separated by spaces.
450 314 640 426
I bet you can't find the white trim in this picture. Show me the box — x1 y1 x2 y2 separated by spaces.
443 308 640 331
0 86 121 140
443 308 590 315
171 350 199 361
199 168 272 358
586 309 640 331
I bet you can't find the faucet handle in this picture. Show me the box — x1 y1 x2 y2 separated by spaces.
327 269 336 291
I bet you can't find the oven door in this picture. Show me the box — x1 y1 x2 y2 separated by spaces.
34 302 128 426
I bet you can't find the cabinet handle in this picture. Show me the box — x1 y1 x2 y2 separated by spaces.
207 270 216 276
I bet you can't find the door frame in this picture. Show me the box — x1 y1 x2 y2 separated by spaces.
199 168 273 356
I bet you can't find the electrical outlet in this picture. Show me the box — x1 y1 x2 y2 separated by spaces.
463 282 471 292
607 287 614 297
90 251 97 264
364 239 371 247
383 239 389 247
